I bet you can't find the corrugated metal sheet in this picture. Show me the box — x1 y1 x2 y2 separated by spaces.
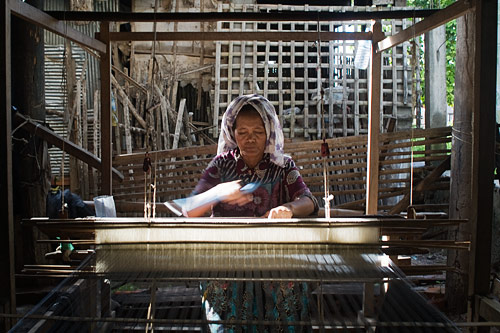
45 45 100 176
43 0 118 176
43 0 119 46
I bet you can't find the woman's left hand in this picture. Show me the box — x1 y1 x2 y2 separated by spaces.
264 205 293 219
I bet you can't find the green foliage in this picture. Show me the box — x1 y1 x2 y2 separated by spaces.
411 137 426 158
407 0 457 107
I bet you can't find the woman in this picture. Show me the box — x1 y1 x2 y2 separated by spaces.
188 94 318 218
191 94 317 332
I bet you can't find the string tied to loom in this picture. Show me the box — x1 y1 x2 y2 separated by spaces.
322 138 334 218
321 139 330 157
143 152 152 173
143 152 153 219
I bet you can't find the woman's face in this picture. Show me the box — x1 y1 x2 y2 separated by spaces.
234 111 267 167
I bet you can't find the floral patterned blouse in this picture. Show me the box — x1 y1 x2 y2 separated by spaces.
193 148 318 217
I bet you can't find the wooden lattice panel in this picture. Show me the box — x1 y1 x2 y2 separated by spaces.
213 4 419 139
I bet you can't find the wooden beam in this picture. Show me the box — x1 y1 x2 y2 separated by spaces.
99 22 113 195
13 113 123 181
377 0 472 52
105 31 372 42
46 9 438 22
365 21 384 215
469 0 497 322
0 1 15 329
114 144 218 165
8 0 105 53
478 296 500 322
111 65 147 95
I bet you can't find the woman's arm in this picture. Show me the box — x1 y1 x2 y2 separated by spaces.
265 157 318 219
185 181 254 217
265 196 315 219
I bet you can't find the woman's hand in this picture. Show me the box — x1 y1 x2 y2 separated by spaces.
263 196 316 219
264 205 293 219
216 180 254 206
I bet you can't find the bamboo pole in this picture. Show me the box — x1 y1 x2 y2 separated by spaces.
112 87 121 155
70 78 82 194
111 74 147 129
122 70 132 154
155 92 162 150
112 64 147 95
92 90 99 195
172 99 186 150
153 84 172 150
135 92 144 148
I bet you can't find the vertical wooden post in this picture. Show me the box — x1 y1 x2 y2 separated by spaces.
341 23 348 137
469 0 496 323
316 37 322 139
0 1 15 329
302 5 309 139
196 0 205 122
445 13 474 315
227 26 234 102
252 5 258 96
213 3 222 138
391 20 398 125
239 10 246 97
365 21 384 215
99 21 112 195
263 22 270 99
277 4 283 125
290 9 296 137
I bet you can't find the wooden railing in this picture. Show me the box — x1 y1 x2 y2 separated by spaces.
113 126 452 215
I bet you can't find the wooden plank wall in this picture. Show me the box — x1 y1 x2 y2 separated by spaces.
112 126 451 216
212 4 418 140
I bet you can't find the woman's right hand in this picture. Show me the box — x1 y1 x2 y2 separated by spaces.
216 180 254 206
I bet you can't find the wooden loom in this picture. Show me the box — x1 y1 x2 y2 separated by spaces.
2 0 490 330
14 216 467 331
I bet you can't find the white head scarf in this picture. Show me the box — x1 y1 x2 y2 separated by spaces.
217 94 285 167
